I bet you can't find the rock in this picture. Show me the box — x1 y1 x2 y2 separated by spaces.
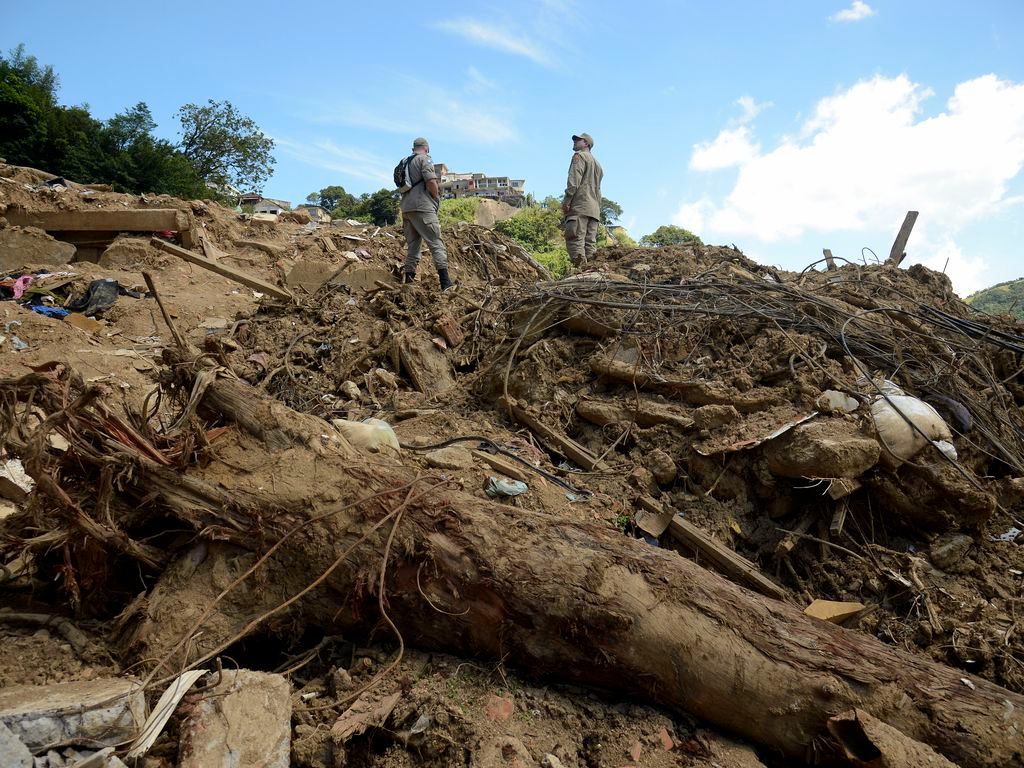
0 227 76 272
0 677 145 752
424 445 474 470
628 466 659 496
929 532 974 571
483 694 514 723
690 404 740 429
178 670 290 768
97 237 155 269
763 421 880 479
647 449 677 485
0 721 32 767
339 380 361 401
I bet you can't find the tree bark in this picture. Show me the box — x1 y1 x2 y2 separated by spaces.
45 364 1024 767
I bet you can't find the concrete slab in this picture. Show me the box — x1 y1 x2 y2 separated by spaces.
0 677 145 752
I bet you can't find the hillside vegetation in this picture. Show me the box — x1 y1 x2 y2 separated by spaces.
967 276 1024 319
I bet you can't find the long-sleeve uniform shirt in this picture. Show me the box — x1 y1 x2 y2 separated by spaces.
563 148 603 219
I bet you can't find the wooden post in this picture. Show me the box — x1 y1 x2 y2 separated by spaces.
823 248 836 271
887 211 919 266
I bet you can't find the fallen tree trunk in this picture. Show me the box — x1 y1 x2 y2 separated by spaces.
8 365 1024 767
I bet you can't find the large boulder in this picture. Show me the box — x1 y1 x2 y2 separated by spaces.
763 420 880 479
0 226 76 272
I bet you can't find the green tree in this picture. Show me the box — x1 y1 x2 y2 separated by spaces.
307 185 358 215
639 225 703 247
354 189 399 226
600 197 623 226
177 99 275 192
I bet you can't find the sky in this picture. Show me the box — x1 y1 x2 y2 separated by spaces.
4 1 1024 296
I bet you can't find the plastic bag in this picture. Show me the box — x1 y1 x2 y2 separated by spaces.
331 418 400 454
870 395 953 460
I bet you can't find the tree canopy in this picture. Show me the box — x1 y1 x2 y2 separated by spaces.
177 100 274 192
0 45 273 200
306 185 358 214
600 197 623 226
639 225 703 247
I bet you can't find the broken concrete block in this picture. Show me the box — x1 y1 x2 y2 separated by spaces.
251 212 278 224
424 445 474 470
0 677 145 752
0 227 76 272
0 720 32 767
178 670 290 768
0 458 34 502
763 421 880 479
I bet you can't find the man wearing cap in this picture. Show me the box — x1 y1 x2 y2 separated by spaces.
400 137 453 291
562 133 603 267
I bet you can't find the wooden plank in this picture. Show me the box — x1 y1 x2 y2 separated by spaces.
639 496 787 601
829 499 850 537
148 237 292 301
887 211 919 266
501 396 609 471
7 208 183 232
822 248 836 271
471 450 529 482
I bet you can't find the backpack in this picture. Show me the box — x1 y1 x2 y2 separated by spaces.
394 154 424 193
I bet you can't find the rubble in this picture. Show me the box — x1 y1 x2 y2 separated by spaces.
2 160 1024 767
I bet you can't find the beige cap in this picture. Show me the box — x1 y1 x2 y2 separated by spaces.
572 132 594 148
412 137 429 148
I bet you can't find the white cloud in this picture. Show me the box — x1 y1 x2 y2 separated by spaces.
309 78 518 146
466 66 497 92
435 18 553 66
736 96 771 122
274 137 392 185
690 127 760 170
919 239 990 296
831 1 876 23
676 73 1024 273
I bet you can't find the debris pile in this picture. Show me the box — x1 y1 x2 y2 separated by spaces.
1 162 1023 768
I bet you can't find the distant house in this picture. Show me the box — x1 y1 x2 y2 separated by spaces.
297 204 332 224
252 197 291 215
436 165 526 206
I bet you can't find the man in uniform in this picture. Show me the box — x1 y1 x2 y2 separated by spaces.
400 137 453 291
562 132 603 268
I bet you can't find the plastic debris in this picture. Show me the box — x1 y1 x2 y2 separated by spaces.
484 476 528 498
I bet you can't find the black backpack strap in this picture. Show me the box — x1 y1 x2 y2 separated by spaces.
405 154 424 190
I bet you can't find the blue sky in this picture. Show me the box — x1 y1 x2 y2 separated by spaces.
5 1 1024 295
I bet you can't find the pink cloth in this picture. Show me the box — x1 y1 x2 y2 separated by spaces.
12 275 33 299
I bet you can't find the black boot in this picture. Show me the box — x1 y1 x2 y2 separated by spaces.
402 270 416 284
438 268 453 292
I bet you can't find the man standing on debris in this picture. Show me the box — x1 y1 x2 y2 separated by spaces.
562 132 603 268
399 137 453 291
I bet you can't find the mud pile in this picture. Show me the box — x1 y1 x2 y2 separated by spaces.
1 162 1023 767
